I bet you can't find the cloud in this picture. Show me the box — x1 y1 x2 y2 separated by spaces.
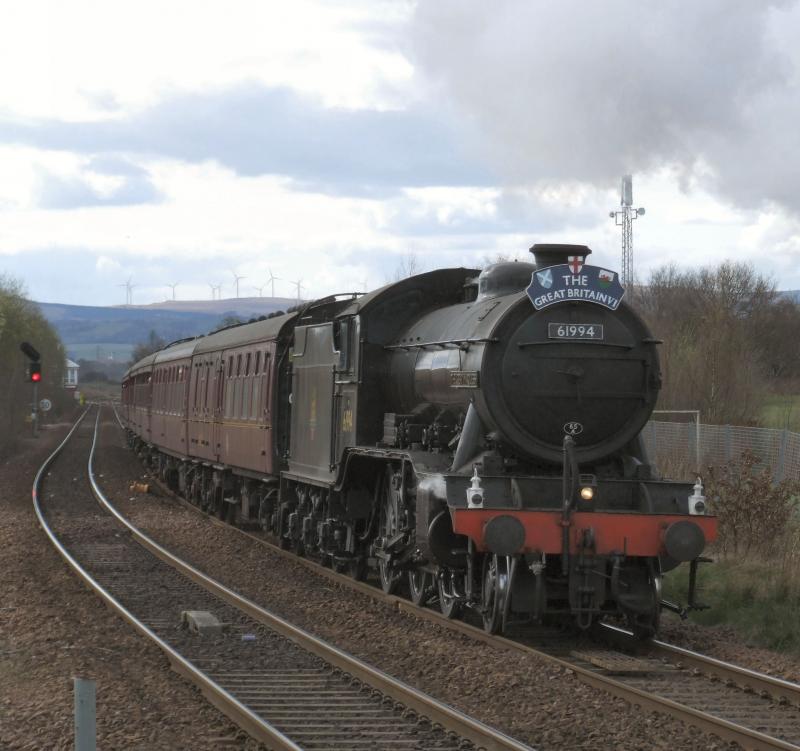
95 255 123 273
33 156 162 209
0 84 494 197
409 0 800 215
381 185 607 237
87 154 150 177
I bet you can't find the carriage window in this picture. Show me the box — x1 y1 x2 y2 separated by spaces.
245 352 251 376
254 351 261 375
236 354 242 376
228 356 233 377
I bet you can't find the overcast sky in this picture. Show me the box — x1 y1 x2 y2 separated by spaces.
1 0 799 305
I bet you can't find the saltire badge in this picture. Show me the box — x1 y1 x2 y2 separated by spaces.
567 255 584 274
535 268 553 289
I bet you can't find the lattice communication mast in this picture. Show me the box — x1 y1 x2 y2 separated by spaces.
609 175 645 286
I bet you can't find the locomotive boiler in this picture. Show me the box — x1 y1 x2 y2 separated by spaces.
121 243 717 637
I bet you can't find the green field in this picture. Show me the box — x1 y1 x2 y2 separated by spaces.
762 394 800 431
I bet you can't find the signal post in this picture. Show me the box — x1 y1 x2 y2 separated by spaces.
20 342 41 438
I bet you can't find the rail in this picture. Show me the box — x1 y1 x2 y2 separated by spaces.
36 406 534 751
111 401 800 751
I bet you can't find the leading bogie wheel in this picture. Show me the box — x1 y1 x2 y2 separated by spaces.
408 569 432 606
436 570 462 619
482 554 510 635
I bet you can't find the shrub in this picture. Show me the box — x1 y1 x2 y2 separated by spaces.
0 274 70 455
707 450 800 559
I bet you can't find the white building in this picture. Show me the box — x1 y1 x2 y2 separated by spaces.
64 358 79 390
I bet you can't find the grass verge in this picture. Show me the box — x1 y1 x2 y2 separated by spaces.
664 556 800 653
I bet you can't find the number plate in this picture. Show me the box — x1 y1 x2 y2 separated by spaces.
450 370 480 388
548 323 604 340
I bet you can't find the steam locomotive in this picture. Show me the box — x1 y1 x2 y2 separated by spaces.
121 243 717 637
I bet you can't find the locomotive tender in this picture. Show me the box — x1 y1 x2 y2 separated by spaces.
121 243 717 636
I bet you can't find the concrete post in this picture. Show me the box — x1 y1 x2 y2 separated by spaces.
74 677 96 751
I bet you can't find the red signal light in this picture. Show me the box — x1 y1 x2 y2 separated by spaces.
28 362 41 382
31 372 41 382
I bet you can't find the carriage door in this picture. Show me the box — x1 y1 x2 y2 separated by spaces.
332 316 358 464
288 324 337 483
211 354 224 462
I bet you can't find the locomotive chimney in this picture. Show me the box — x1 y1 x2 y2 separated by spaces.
529 243 592 269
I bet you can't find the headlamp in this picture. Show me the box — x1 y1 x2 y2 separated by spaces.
578 474 597 503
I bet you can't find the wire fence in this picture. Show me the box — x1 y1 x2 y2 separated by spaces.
643 420 800 483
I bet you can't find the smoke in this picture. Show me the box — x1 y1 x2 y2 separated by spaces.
417 473 447 500
410 1 800 213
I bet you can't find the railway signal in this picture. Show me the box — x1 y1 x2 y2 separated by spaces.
20 340 41 438
20 341 40 361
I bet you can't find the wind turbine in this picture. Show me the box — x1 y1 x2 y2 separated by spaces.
166 282 179 301
291 279 305 303
118 276 135 305
230 270 246 299
209 282 222 300
253 284 265 297
267 269 281 298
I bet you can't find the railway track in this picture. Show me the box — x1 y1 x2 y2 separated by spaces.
34 406 533 751
104 404 800 751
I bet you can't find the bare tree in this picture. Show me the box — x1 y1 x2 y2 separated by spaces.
386 252 424 282
130 330 166 364
637 261 786 425
479 252 518 266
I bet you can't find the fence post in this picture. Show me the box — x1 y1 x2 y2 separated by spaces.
74 677 96 751
776 429 788 483
695 413 701 474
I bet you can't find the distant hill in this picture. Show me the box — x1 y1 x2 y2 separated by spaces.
126 296 297 316
36 296 299 363
781 290 800 303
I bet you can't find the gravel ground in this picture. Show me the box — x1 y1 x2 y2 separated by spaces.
659 615 800 683
94 413 743 751
0 412 265 750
